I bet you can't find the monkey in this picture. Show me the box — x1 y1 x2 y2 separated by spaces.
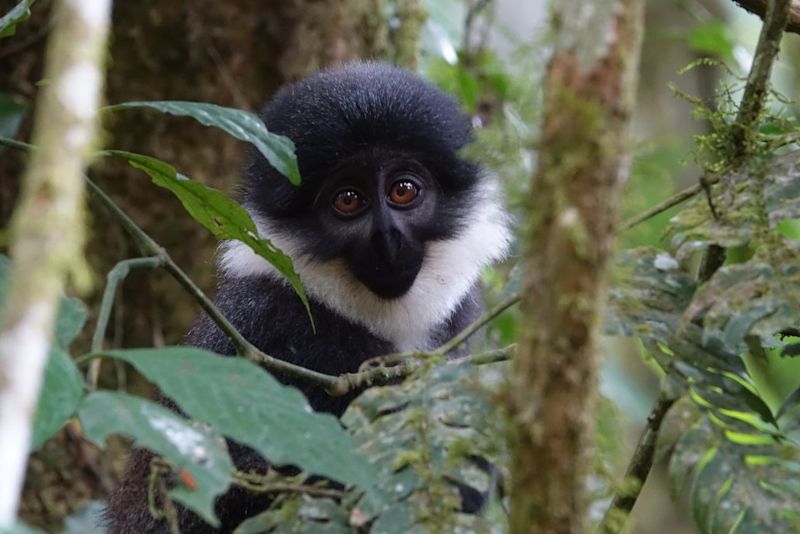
104 61 510 533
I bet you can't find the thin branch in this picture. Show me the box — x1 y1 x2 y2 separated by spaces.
88 257 164 388
729 0 793 161
357 292 521 371
0 20 52 60
334 344 516 394
232 471 346 499
597 390 677 532
621 182 703 231
0 136 515 397
84 177 342 391
731 0 800 35
437 293 520 354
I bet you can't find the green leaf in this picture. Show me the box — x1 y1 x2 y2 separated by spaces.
0 255 87 449
0 0 34 38
233 495 350 534
342 360 505 530
0 93 27 140
78 391 233 527
684 263 800 351
777 218 800 240
103 150 311 325
425 59 480 112
670 417 800 533
666 151 800 263
105 101 300 185
687 21 735 61
30 349 84 449
100 347 376 493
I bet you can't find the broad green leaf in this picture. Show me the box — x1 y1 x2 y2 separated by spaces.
0 93 27 140
233 496 350 534
666 151 800 264
607 248 800 532
104 150 311 325
105 101 300 185
683 263 800 351
425 59 480 113
342 360 505 530
776 386 800 443
30 349 83 449
670 417 800 534
101 347 376 494
78 391 233 527
0 255 87 449
0 0 34 38
777 218 800 240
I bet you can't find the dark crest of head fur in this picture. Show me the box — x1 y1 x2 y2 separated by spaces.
244 61 479 217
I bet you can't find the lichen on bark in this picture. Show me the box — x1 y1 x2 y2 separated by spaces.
506 1 644 532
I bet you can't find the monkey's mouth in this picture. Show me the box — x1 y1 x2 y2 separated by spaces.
350 258 421 300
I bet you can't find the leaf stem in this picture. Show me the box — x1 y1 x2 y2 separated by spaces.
88 256 164 388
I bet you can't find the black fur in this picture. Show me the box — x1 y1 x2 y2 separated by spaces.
105 62 488 533
105 277 481 533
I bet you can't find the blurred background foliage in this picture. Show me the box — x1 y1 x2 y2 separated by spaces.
416 1 800 532
2 0 800 532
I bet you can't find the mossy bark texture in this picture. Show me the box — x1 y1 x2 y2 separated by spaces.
507 1 644 532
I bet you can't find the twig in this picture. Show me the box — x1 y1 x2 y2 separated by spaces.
730 0 800 35
84 177 342 391
462 0 493 58
336 344 515 394
597 390 677 532
357 293 521 371
0 136 515 397
621 182 702 231
233 471 346 499
88 257 164 388
729 0 793 161
437 293 520 354
0 20 52 61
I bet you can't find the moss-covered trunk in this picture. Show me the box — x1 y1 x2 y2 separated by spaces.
507 1 644 532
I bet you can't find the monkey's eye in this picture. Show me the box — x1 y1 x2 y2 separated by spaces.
388 180 420 207
332 189 367 216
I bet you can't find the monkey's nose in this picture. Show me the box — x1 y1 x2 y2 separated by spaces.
372 229 402 264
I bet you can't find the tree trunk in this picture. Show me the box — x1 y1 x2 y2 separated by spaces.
507 1 644 532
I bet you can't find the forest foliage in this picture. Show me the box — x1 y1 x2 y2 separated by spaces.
2 0 800 533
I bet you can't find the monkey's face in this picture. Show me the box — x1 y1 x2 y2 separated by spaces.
298 149 449 300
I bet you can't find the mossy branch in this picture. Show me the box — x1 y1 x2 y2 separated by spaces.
729 0 793 163
392 0 427 70
731 0 800 35
597 389 677 532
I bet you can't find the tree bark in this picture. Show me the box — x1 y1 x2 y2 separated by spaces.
0 0 110 524
507 1 644 532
